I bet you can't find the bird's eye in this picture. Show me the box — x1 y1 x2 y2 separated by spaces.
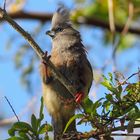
55 27 63 32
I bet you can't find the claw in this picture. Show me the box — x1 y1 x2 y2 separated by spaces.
41 51 52 84
75 91 84 103
42 51 51 64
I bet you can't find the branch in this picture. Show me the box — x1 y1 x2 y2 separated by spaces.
108 0 116 34
117 71 140 86
111 133 140 137
122 2 134 35
8 11 52 22
4 96 19 122
0 8 78 105
5 11 140 35
77 124 140 139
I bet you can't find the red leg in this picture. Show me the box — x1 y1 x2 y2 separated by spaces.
75 91 84 103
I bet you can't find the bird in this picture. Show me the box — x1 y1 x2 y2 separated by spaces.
40 5 93 140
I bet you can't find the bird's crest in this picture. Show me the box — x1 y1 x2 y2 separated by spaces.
51 5 71 29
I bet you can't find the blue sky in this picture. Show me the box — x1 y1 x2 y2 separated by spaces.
0 0 139 139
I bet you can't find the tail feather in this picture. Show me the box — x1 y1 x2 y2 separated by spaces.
52 114 76 140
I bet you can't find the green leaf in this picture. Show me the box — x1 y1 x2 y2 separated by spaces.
106 94 113 102
31 114 38 132
39 97 44 119
91 98 103 115
38 123 53 134
102 74 118 93
115 85 122 100
35 97 44 129
102 74 108 80
63 114 84 133
46 123 53 132
8 122 33 137
121 105 134 116
18 132 30 140
108 72 113 82
38 124 47 134
101 80 115 92
102 100 111 112
13 122 32 131
127 109 140 120
44 135 49 140
127 120 135 133
8 128 16 136
83 97 93 114
37 115 44 130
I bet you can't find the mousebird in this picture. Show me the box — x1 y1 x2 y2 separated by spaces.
40 6 93 140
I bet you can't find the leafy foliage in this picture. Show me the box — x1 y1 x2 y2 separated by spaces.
64 71 140 139
7 97 53 140
7 71 140 139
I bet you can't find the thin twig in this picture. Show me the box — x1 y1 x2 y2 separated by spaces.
116 71 139 88
3 0 6 11
122 2 134 35
112 2 134 73
112 35 120 72
108 0 118 73
125 72 139 82
4 96 20 122
112 6 133 72
138 67 140 81
111 133 140 137
112 2 134 58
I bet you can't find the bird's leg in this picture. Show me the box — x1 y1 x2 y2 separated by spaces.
75 91 84 103
42 51 51 64
40 51 52 84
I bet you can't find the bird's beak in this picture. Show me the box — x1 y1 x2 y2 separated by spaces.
46 30 55 38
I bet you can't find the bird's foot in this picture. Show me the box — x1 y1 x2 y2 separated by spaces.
75 91 84 103
41 51 52 84
42 51 51 64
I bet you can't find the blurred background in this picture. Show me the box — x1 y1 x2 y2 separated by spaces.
0 0 139 139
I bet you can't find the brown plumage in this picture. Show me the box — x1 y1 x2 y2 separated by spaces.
40 6 93 140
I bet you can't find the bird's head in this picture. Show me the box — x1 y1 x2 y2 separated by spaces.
46 5 71 39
